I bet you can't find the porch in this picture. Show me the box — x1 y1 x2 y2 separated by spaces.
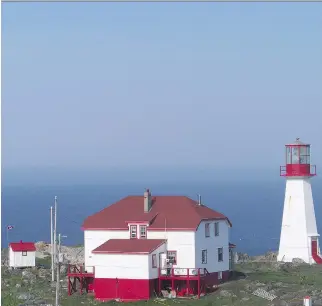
158 267 210 299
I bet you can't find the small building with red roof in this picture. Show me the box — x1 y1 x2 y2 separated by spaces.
9 240 36 268
68 189 235 301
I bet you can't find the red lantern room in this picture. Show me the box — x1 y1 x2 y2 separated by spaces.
280 138 317 177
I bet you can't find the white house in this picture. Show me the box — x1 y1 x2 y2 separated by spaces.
68 189 235 301
9 241 36 268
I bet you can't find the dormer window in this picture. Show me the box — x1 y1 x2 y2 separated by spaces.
130 225 137 239
139 225 147 239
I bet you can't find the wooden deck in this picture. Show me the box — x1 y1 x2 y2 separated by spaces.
67 265 94 296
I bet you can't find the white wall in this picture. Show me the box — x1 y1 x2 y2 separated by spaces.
94 254 149 279
195 220 230 273
94 243 166 279
84 230 128 272
278 178 319 264
147 231 195 268
9 248 36 268
148 243 167 279
85 224 229 273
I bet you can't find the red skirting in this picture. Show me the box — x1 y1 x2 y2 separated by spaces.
89 270 231 301
94 278 158 301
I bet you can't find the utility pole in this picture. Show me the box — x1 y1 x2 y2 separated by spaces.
50 206 54 281
53 196 58 281
56 233 67 306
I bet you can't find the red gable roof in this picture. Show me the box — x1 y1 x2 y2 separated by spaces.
92 239 165 254
83 195 231 231
10 241 36 252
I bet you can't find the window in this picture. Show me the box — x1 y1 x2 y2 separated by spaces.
130 225 137 238
152 254 157 268
201 250 207 264
205 223 210 237
167 251 177 265
218 271 223 280
214 222 219 236
139 225 147 239
218 247 223 262
22 251 27 256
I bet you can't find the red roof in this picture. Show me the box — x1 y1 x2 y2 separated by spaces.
10 241 36 252
92 239 166 254
83 195 231 230
229 243 236 248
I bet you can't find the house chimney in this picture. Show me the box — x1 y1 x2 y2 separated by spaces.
144 189 152 212
198 194 202 205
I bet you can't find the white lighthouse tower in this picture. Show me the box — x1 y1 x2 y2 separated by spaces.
277 138 322 264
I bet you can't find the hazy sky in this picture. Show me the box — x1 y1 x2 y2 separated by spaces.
2 3 322 173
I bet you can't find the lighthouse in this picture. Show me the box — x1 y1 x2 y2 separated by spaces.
277 138 322 264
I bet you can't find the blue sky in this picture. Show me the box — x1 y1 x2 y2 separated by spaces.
2 3 322 180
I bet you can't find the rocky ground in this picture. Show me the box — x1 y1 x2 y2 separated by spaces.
2 244 322 306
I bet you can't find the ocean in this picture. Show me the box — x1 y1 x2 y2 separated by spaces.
2 180 322 255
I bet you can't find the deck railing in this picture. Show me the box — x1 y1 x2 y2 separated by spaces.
67 264 95 277
158 267 208 278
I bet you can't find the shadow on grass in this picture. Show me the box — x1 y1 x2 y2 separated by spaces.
229 271 247 281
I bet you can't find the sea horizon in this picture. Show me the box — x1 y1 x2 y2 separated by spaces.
2 177 322 256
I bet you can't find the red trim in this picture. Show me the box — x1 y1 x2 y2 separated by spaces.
125 221 150 225
280 164 316 177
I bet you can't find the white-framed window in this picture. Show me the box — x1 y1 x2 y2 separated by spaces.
130 225 137 238
167 251 177 264
214 222 219 236
201 250 207 264
152 254 157 268
218 247 223 262
218 271 223 280
205 223 210 237
139 225 147 239
22 251 27 256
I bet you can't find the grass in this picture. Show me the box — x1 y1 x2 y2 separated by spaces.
2 262 322 306
36 256 52 268
1 294 20 306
